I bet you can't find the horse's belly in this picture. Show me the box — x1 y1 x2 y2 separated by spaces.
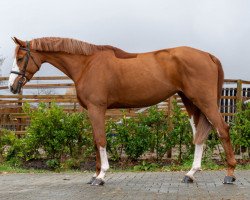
107 55 179 108
108 83 176 109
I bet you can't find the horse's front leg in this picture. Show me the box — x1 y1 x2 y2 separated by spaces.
87 104 109 186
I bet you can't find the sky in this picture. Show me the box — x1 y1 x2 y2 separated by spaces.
0 0 250 80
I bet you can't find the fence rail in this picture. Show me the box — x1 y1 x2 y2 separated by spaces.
0 76 250 135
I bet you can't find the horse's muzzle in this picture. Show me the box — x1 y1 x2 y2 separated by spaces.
10 81 23 94
10 86 18 94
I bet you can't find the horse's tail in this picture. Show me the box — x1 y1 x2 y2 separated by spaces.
209 54 224 104
193 54 224 145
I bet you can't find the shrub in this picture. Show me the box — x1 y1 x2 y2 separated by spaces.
107 103 193 162
6 99 248 170
0 129 17 162
46 159 60 170
133 160 159 171
230 102 250 155
122 117 151 161
21 102 93 167
106 119 123 161
107 114 152 161
23 102 67 160
139 106 169 160
62 112 93 159
203 130 220 162
170 100 192 163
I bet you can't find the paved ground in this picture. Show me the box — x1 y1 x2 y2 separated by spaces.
0 170 249 200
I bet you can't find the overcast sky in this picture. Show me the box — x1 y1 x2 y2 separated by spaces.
0 0 250 80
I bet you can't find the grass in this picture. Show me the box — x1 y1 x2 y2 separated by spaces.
0 160 249 174
0 163 48 174
130 160 250 172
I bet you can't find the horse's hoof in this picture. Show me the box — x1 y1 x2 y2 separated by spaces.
223 176 236 184
87 177 96 184
91 178 105 186
182 175 194 183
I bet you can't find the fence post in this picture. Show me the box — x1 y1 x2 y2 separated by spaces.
166 96 174 158
17 91 23 138
73 102 76 112
236 79 243 112
167 97 173 125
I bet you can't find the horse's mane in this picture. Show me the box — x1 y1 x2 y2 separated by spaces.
31 37 137 59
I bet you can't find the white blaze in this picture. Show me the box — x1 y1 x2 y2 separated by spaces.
8 58 19 89
96 146 109 180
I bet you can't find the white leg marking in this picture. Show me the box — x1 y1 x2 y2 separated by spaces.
186 144 204 179
8 58 19 89
96 146 109 180
186 115 204 179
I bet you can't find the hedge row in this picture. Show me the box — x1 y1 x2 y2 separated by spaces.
0 101 249 169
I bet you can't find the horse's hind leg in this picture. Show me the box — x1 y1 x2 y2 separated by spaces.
179 93 212 183
184 87 236 183
200 106 237 184
87 104 109 186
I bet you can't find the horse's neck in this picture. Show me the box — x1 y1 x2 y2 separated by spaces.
40 52 85 82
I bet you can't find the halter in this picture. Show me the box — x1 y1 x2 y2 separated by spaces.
10 41 40 82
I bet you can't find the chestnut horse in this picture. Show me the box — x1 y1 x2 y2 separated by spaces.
9 37 236 185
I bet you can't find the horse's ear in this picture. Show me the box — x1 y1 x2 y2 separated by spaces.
12 37 25 47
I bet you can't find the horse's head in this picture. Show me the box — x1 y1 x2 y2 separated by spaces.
9 37 42 94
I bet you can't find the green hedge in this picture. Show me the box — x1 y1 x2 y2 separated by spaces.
0 101 249 170
230 102 250 156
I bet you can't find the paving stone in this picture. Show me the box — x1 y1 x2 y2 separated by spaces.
0 170 249 199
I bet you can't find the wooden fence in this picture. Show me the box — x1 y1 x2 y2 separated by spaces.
220 79 250 122
0 76 250 136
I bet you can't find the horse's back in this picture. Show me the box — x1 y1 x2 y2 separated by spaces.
82 47 221 109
